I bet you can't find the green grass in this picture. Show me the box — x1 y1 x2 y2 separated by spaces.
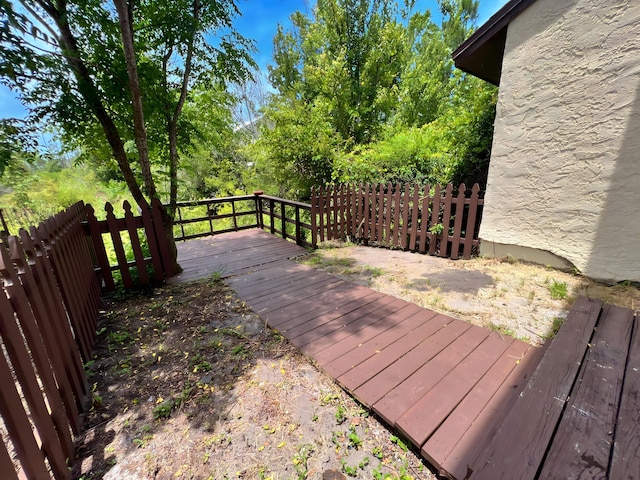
548 279 568 300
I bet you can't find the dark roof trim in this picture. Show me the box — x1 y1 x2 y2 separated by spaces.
452 0 537 85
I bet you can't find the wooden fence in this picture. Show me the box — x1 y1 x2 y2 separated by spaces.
0 203 97 480
85 198 174 291
0 198 176 479
311 183 484 260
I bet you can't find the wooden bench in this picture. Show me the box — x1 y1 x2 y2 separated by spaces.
455 296 639 480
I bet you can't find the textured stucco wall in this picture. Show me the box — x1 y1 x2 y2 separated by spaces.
480 0 640 282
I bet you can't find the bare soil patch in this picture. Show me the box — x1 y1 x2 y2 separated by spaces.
74 278 432 480
301 242 640 345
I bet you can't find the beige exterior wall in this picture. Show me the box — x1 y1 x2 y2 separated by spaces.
480 0 640 282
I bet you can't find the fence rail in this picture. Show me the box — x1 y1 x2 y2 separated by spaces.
311 183 484 260
171 192 313 249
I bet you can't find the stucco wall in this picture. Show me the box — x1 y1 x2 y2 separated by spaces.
480 0 640 282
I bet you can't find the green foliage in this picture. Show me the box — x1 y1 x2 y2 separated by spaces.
250 0 496 196
548 280 568 300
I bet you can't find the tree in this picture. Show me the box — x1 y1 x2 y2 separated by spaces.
258 0 494 193
0 0 255 267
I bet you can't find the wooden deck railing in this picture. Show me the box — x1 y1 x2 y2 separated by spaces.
171 192 314 249
311 183 484 260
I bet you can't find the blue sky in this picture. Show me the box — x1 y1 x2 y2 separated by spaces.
0 0 508 120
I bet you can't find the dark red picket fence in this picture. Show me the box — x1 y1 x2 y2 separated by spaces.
310 183 484 260
0 199 175 479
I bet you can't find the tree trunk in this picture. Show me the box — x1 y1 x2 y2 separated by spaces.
113 0 157 201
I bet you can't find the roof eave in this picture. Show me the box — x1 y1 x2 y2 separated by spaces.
452 0 537 86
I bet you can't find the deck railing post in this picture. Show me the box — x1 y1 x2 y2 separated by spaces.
295 206 301 245
253 191 264 230
177 206 186 242
269 198 275 234
280 200 286 240
231 199 238 231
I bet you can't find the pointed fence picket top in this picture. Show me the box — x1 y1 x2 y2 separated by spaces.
311 182 484 260
84 198 175 291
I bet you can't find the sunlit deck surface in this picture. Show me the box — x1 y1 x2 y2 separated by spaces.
170 230 639 479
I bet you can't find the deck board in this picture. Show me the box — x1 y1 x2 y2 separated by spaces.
610 312 640 479
176 230 640 480
471 296 603 479
539 304 633 479
422 340 536 478
396 333 513 447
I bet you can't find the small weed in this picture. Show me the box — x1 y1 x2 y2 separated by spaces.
107 330 134 348
390 435 408 452
231 344 248 357
335 405 347 424
90 383 103 410
341 459 358 477
133 433 153 448
209 270 223 283
372 445 383 459
488 322 516 338
429 223 444 235
543 316 565 340
292 443 313 479
548 280 568 300
347 425 362 449
320 392 340 406
153 399 174 420
189 354 213 373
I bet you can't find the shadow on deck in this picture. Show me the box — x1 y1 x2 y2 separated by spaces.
171 230 639 479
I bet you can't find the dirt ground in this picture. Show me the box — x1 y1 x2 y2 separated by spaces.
74 278 432 480
301 242 640 346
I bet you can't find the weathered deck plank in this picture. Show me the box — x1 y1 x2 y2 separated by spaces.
539 304 633 479
396 333 513 447
471 296 603 479
610 313 640 479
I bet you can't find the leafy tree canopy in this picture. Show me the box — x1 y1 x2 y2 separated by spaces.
0 0 255 263
253 0 497 198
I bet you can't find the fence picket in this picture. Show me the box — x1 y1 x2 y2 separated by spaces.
391 185 400 247
439 184 454 258
409 185 420 250
123 200 150 285
400 184 411 249
428 184 441 255
363 184 371 244
0 441 18 480
85 204 115 290
463 184 481 258
418 184 431 253
450 185 466 260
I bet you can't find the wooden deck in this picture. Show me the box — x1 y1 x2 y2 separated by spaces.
172 230 639 479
